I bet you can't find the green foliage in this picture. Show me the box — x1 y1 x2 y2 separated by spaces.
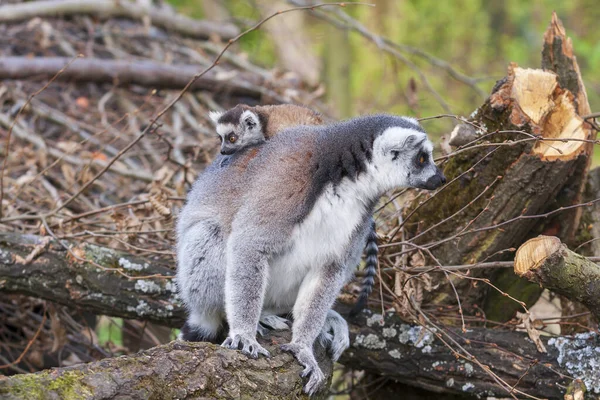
96 316 123 347
167 1 599 143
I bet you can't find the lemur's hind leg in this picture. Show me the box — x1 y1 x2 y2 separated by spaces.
317 310 350 362
178 311 224 344
282 262 348 396
257 314 291 337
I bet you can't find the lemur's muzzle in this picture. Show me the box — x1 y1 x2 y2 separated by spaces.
220 146 236 155
420 167 446 190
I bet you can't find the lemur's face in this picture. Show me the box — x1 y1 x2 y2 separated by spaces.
210 110 265 155
373 118 446 191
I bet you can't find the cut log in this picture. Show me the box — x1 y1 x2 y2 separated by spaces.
515 236 600 320
399 14 595 320
0 331 333 400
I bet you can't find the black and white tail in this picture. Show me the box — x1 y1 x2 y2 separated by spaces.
349 218 378 317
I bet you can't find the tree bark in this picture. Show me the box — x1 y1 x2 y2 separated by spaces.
0 331 333 400
0 57 285 101
400 14 595 320
0 0 239 40
515 236 600 320
0 233 185 327
341 308 600 399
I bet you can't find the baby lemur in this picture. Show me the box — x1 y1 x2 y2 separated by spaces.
210 104 378 316
209 104 323 155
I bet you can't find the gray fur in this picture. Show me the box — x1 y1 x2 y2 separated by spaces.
176 114 445 395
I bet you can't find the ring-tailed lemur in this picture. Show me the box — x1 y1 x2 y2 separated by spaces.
209 104 323 155
176 114 445 395
210 104 379 316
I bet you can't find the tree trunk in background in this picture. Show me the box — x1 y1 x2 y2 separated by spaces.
397 14 595 322
200 0 230 23
324 23 352 118
255 0 321 87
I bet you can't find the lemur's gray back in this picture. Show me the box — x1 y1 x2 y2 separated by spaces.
185 114 416 226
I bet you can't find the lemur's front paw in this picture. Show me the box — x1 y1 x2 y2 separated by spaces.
222 333 270 359
280 342 325 396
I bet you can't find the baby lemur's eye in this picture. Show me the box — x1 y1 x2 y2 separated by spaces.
419 154 426 164
228 133 237 143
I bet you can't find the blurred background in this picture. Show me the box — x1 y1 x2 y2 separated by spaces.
171 0 600 143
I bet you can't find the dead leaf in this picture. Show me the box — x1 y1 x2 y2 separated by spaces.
517 311 547 353
75 96 90 109
48 306 67 353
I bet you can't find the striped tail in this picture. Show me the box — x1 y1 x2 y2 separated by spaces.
349 217 378 317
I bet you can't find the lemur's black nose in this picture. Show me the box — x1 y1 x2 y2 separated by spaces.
422 168 446 190
221 147 236 155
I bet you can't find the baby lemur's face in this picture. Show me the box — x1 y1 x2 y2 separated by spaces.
210 108 264 155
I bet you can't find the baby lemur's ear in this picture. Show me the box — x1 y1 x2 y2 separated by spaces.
208 111 223 124
240 110 261 132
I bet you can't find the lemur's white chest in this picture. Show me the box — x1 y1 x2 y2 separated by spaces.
265 176 376 311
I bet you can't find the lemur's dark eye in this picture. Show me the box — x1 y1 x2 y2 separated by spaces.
419 154 426 164
228 133 237 143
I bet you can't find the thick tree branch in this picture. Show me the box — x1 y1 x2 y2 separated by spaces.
0 0 239 40
0 331 333 399
0 57 284 100
341 308 599 398
0 233 185 327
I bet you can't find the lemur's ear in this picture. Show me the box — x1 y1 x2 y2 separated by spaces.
240 110 261 131
401 134 418 149
208 111 223 124
381 132 420 157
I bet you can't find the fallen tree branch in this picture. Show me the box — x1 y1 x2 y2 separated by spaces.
0 331 333 399
515 236 600 320
341 308 600 398
0 233 185 327
0 57 283 100
0 0 239 40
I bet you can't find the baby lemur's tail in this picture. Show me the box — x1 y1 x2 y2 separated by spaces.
349 218 378 317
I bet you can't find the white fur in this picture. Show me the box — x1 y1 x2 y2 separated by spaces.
240 110 262 131
371 126 429 189
264 170 381 313
216 122 234 137
209 110 223 124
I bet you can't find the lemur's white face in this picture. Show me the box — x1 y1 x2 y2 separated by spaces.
371 121 446 191
210 110 265 155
